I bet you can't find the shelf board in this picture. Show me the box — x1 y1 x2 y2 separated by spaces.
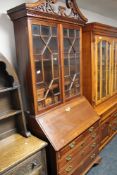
0 86 19 94
0 110 22 120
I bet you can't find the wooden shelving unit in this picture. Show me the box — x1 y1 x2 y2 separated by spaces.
0 53 30 140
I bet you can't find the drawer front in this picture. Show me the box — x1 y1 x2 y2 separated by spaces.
59 122 99 158
59 148 98 175
72 148 99 175
4 151 45 175
59 134 83 158
58 137 99 172
80 148 99 175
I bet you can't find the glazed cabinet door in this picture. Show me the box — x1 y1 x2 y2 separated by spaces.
112 40 117 94
29 21 82 114
31 22 61 112
63 27 81 100
95 37 112 104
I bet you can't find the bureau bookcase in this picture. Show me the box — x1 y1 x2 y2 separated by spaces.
8 1 101 174
82 23 117 150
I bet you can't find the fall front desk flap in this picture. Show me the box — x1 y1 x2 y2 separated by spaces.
36 96 100 151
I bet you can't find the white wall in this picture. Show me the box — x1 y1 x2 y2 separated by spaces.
81 8 117 27
0 0 117 67
0 0 26 67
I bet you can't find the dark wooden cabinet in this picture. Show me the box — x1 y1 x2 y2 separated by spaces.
82 23 117 150
8 1 101 174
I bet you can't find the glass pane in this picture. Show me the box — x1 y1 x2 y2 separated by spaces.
76 30 80 38
115 44 117 91
41 26 50 36
32 24 60 111
43 48 51 60
53 54 59 78
69 29 74 37
97 40 111 102
64 55 69 76
73 39 80 52
64 38 71 52
49 37 58 53
52 27 57 36
35 61 43 83
63 28 80 99
33 36 45 54
113 42 117 92
102 41 106 98
32 25 40 35
107 43 110 95
43 60 52 84
97 42 101 100
63 29 68 37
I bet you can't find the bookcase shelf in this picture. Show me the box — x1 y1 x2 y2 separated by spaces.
0 109 22 121
0 86 20 93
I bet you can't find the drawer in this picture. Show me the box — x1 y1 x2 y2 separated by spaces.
59 134 84 158
58 137 99 172
72 148 99 175
80 148 99 174
86 122 99 135
58 147 99 175
4 151 43 175
58 122 99 158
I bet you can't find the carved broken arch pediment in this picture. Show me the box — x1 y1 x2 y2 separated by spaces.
26 0 88 23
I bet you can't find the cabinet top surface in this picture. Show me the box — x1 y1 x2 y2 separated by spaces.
95 94 117 115
0 134 47 173
37 96 99 151
83 22 117 36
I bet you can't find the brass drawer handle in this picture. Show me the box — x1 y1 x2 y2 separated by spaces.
65 107 71 112
91 142 96 148
91 153 96 160
81 142 85 147
109 124 112 128
65 166 72 172
69 142 75 149
66 155 72 161
89 127 94 132
92 133 96 138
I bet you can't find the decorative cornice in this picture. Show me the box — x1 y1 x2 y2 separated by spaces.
26 0 87 24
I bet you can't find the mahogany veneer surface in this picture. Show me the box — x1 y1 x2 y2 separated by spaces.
37 96 99 151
